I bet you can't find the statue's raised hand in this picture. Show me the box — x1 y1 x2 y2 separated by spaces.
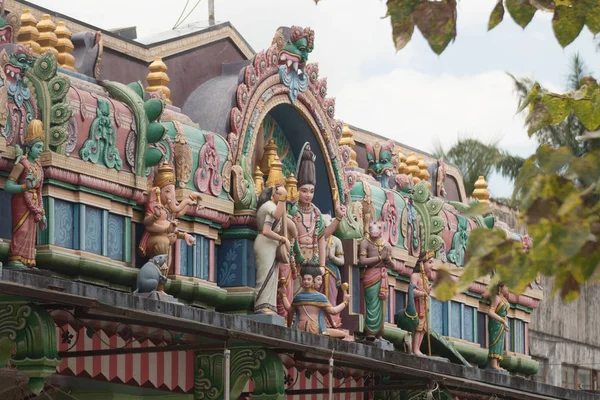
334 203 346 220
152 205 164 219
184 233 196 246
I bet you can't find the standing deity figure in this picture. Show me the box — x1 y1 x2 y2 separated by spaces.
279 263 349 335
4 120 47 268
410 251 434 355
488 282 510 370
290 144 345 272
139 162 201 269
254 184 293 314
358 220 398 341
322 214 344 316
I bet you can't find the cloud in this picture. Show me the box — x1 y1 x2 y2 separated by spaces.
335 68 538 155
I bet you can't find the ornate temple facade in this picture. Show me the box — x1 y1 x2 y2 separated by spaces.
0 1 593 399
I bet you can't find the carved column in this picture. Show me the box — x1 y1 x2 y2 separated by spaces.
0 299 61 394
195 347 285 400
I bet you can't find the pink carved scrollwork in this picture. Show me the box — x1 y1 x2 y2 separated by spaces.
194 134 222 196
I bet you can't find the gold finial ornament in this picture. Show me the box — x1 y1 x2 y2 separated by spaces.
259 140 279 175
36 14 58 57
55 22 75 71
285 173 299 203
153 162 176 189
418 156 431 188
472 176 490 203
396 150 409 175
146 57 172 104
406 152 420 184
339 124 358 167
25 119 44 146
253 166 264 195
265 154 286 188
17 9 41 54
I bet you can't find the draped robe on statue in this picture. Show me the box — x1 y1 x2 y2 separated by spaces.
8 158 44 267
488 297 509 361
291 290 331 335
254 200 283 313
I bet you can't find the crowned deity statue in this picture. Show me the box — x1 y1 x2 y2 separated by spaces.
254 170 297 314
4 120 46 269
358 219 399 341
139 162 202 273
487 282 510 370
289 144 345 306
279 263 349 335
410 251 434 355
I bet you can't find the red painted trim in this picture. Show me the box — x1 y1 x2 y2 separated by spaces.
174 240 181 275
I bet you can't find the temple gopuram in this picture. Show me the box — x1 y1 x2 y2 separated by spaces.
0 1 594 399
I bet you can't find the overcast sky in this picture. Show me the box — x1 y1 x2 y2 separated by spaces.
30 0 600 197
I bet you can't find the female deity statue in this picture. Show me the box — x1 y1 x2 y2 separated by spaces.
290 145 345 303
410 251 434 355
139 162 201 268
487 282 510 370
279 263 349 335
4 120 47 268
358 219 398 341
322 213 344 321
254 184 293 314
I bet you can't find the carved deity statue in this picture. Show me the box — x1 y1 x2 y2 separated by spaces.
254 184 295 315
488 283 510 370
4 120 46 268
279 263 349 335
273 25 315 103
322 214 344 306
365 140 395 189
139 162 201 271
289 144 345 272
410 251 434 355
358 219 398 341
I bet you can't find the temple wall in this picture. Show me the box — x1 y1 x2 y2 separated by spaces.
529 277 600 389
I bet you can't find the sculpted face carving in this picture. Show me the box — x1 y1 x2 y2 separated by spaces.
423 256 434 275
301 273 314 290
298 184 315 205
368 220 383 239
160 184 177 209
5 45 33 85
278 26 314 73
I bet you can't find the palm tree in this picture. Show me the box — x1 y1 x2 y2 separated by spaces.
509 52 599 157
432 138 524 196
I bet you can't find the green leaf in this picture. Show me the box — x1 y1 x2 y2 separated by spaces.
412 0 457 55
572 89 600 131
433 265 456 302
386 0 419 19
526 102 551 135
506 0 537 28
558 271 581 302
557 192 583 217
391 15 415 51
488 0 505 31
584 0 600 34
459 201 492 217
536 145 573 174
552 4 585 48
465 228 507 261
540 94 571 124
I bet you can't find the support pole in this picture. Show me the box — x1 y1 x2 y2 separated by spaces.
208 0 215 24
328 357 333 399
224 347 231 399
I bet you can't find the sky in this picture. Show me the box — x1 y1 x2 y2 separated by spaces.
30 0 600 197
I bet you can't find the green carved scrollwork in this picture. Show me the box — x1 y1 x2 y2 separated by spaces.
0 300 61 395
26 51 72 152
195 348 284 400
80 97 123 170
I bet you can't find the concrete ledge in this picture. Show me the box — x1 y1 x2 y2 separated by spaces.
0 270 597 400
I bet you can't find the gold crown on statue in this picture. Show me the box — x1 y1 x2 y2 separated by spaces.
265 156 286 188
153 161 176 188
425 251 435 260
25 120 44 146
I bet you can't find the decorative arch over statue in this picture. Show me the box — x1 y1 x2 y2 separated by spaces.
226 26 355 239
